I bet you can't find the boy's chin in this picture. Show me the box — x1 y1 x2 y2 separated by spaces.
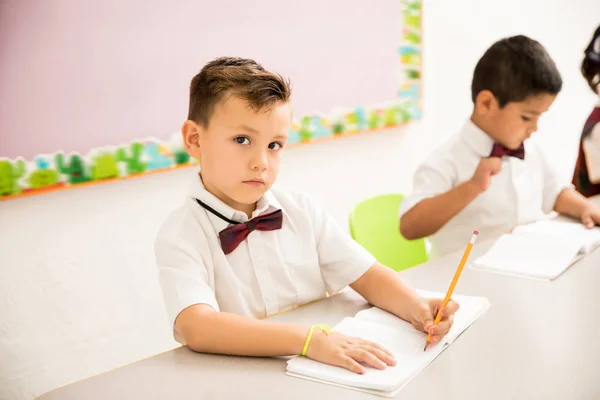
232 189 267 205
502 139 525 150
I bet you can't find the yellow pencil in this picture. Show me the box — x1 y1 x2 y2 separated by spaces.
424 230 478 351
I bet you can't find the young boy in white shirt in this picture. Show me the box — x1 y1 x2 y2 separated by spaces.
154 57 459 374
399 35 600 258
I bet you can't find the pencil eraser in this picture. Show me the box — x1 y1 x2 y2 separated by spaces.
473 230 479 235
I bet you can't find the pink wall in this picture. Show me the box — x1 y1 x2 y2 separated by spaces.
0 0 400 159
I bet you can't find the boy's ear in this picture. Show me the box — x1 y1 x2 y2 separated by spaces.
474 90 497 115
182 120 202 158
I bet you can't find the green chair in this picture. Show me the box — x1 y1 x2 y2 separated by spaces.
349 193 427 271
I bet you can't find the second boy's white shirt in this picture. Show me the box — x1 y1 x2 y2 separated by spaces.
399 119 570 258
154 174 375 344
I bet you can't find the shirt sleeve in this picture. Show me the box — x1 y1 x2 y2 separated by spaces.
154 212 219 342
583 123 600 184
302 194 376 294
399 156 457 218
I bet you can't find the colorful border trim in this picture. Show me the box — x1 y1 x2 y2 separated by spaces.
0 0 422 202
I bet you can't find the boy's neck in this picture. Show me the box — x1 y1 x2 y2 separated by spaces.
238 204 257 219
199 173 257 219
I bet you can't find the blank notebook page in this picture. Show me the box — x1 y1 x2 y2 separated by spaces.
512 220 600 253
471 234 583 279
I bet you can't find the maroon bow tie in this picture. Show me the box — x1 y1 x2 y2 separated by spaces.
195 199 283 255
489 143 525 160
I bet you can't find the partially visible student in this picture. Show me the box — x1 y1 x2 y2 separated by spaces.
154 56 459 375
399 35 600 258
573 25 600 197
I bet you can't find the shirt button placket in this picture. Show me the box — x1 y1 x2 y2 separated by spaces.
247 232 279 316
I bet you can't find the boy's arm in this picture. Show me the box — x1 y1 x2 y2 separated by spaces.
175 304 396 374
540 143 600 228
400 180 483 239
553 188 600 228
400 158 502 240
349 263 420 321
175 305 308 356
349 263 459 346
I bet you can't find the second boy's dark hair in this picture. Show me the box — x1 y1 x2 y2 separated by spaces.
471 35 563 107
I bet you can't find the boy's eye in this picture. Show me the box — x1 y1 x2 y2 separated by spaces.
269 142 283 150
235 137 250 145
521 115 532 122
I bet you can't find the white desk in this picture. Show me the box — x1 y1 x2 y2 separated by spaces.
36 236 600 400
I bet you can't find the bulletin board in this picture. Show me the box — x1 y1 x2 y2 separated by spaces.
0 0 422 201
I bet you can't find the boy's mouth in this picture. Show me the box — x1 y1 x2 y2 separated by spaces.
243 179 265 186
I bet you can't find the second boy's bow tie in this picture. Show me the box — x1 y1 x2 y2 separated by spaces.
489 143 525 160
195 198 283 254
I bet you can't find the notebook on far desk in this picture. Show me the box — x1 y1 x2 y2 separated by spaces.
470 219 600 281
285 290 490 397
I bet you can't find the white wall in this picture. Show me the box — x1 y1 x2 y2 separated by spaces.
2 1 599 399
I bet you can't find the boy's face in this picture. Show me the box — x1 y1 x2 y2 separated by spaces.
475 91 557 150
182 96 292 214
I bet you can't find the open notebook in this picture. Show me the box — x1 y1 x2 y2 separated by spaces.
286 290 490 397
471 219 600 280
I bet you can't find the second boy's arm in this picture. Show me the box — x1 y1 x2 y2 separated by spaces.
401 158 502 240
400 179 483 239
541 145 600 228
553 188 600 227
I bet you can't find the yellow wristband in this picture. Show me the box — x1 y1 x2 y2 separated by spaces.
301 324 334 356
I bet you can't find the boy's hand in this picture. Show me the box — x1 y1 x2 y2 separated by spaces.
407 298 460 346
469 157 502 192
580 203 600 228
305 329 397 374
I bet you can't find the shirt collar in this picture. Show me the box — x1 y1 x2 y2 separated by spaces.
460 119 496 158
187 173 283 228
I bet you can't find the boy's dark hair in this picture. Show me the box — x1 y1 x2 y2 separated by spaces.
471 35 563 107
581 26 600 93
581 58 600 92
188 56 292 127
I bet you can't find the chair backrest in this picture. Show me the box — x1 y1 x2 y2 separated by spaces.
349 193 427 271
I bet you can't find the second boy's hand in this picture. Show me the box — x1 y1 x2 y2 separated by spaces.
470 157 502 192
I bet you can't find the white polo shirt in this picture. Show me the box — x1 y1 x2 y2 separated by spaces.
154 175 375 344
399 119 569 258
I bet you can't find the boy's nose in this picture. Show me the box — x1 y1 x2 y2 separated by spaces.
251 151 268 171
529 120 539 134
